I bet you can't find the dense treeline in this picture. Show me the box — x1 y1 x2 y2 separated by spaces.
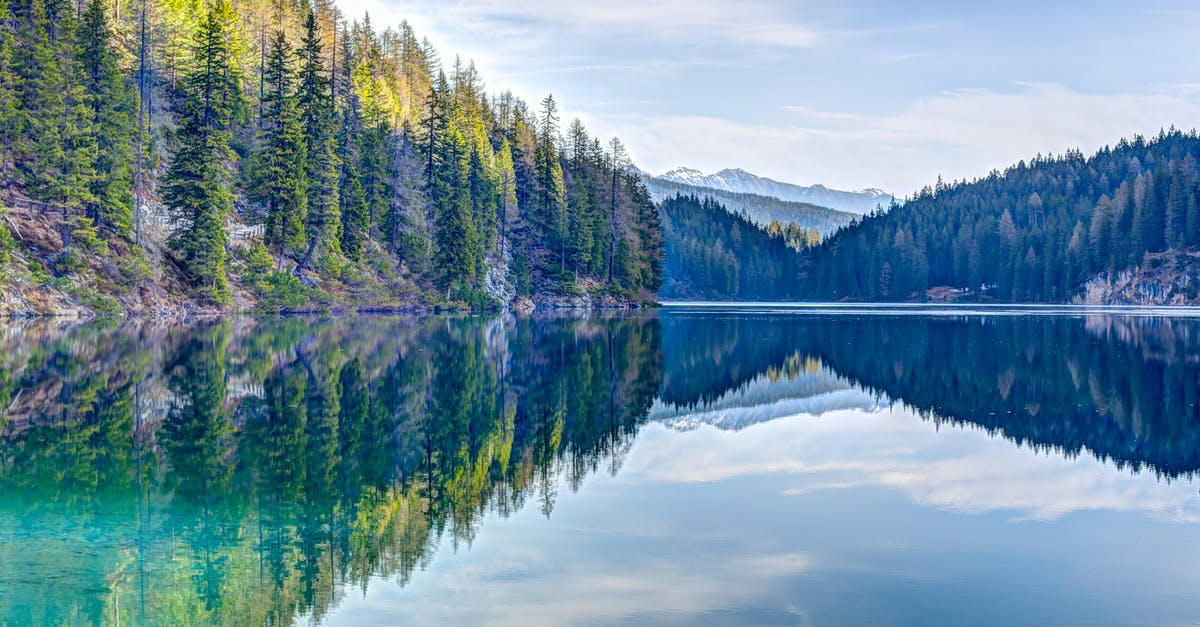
0 0 662 309
661 194 804 300
802 130 1200 302
0 315 662 624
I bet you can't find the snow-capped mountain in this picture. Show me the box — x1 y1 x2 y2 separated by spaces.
640 174 854 235
658 167 892 215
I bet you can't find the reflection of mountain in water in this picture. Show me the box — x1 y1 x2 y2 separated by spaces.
650 360 885 431
660 312 1200 479
3 311 1200 624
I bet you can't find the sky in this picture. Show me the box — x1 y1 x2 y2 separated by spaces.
334 0 1200 197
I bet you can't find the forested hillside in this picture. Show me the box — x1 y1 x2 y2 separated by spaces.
0 0 662 314
641 173 851 235
661 194 804 301
801 130 1200 303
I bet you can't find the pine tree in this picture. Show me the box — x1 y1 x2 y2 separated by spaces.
1186 189 1200 249
433 125 479 293
358 122 388 241
0 0 17 174
467 142 496 260
535 95 566 272
631 179 663 292
296 9 341 272
496 139 517 247
252 29 307 263
338 107 368 262
162 0 244 304
606 137 627 282
78 0 135 237
389 129 429 271
16 0 98 247
1166 166 1187 250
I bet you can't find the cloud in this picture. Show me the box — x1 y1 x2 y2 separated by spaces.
331 524 816 625
433 0 823 48
620 406 1200 522
335 0 823 55
592 82 1200 195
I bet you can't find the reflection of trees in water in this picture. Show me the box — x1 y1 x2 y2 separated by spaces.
5 312 1195 624
660 313 1200 479
0 315 661 625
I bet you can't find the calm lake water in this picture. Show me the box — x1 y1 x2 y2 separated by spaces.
3 307 1200 625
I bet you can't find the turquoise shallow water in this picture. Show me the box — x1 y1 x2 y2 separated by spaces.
2 310 1199 625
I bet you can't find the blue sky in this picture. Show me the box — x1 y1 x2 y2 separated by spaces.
337 0 1200 196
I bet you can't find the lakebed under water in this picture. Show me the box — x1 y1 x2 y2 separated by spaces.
2 305 1199 625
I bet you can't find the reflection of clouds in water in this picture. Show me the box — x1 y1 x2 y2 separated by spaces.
334 526 814 626
622 407 1200 523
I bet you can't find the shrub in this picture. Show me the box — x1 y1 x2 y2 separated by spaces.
70 216 108 255
27 260 51 286
58 249 86 274
0 215 13 280
79 290 122 315
117 248 153 288
255 271 326 313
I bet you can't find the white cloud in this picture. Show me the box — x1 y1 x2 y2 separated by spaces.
321 0 1200 195
595 82 1200 195
429 0 822 48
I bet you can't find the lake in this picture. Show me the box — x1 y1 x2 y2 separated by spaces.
2 306 1200 626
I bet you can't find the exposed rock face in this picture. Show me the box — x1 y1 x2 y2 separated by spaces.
483 240 515 305
529 291 644 310
1075 252 1200 305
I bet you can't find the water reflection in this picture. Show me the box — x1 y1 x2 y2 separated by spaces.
1 311 1199 624
0 316 660 625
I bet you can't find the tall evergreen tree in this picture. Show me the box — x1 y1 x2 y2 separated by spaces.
78 0 135 236
252 29 307 263
534 95 566 271
496 139 517 248
389 129 429 271
162 0 244 304
432 126 479 293
337 107 368 262
296 9 341 271
0 0 17 174
16 0 97 247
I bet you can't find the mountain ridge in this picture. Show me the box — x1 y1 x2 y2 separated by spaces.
640 174 854 236
657 166 893 215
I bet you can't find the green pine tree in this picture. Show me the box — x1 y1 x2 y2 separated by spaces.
433 126 480 294
17 0 98 247
338 108 368 262
78 0 135 237
0 0 17 174
252 29 307 263
296 9 341 271
162 0 244 304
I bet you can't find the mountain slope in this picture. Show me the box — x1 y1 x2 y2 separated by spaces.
641 174 854 235
659 167 893 215
0 0 663 315
661 194 804 300
799 130 1200 303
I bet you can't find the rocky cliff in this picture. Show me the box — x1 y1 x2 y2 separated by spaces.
1075 252 1200 306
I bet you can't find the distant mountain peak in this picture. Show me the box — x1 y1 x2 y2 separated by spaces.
654 166 892 215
